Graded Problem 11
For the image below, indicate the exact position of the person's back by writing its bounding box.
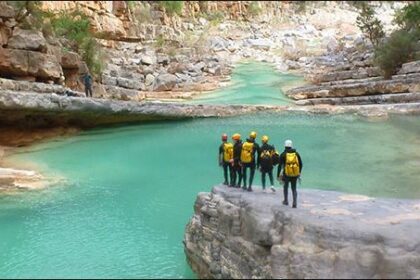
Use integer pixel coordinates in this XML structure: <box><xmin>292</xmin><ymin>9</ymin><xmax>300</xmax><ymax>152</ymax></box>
<box><xmin>277</xmin><ymin>140</ymin><xmax>302</xmax><ymax>208</ymax></box>
<box><xmin>240</xmin><ymin>131</ymin><xmax>259</xmax><ymax>192</ymax></box>
<box><xmin>219</xmin><ymin>134</ymin><xmax>234</xmax><ymax>186</ymax></box>
<box><xmin>83</xmin><ymin>73</ymin><xmax>93</xmax><ymax>97</ymax></box>
<box><xmin>259</xmin><ymin>136</ymin><xmax>276</xmax><ymax>193</ymax></box>
<box><xmin>232</xmin><ymin>134</ymin><xmax>243</xmax><ymax>188</ymax></box>
<box><xmin>259</xmin><ymin>142</ymin><xmax>274</xmax><ymax>170</ymax></box>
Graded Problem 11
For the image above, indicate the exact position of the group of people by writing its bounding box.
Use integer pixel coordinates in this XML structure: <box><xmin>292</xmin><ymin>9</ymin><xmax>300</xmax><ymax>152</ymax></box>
<box><xmin>218</xmin><ymin>132</ymin><xmax>303</xmax><ymax>208</ymax></box>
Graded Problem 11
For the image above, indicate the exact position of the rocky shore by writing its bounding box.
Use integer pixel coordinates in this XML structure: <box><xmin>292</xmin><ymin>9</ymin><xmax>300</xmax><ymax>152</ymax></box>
<box><xmin>184</xmin><ymin>185</ymin><xmax>420</xmax><ymax>279</ymax></box>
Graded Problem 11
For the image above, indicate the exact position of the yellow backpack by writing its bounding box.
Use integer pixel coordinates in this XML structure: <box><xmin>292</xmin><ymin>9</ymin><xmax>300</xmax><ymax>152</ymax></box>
<box><xmin>223</xmin><ymin>143</ymin><xmax>234</xmax><ymax>162</ymax></box>
<box><xmin>260</xmin><ymin>150</ymin><xmax>272</xmax><ymax>161</ymax></box>
<box><xmin>241</xmin><ymin>142</ymin><xmax>254</xmax><ymax>163</ymax></box>
<box><xmin>285</xmin><ymin>152</ymin><xmax>300</xmax><ymax>177</ymax></box>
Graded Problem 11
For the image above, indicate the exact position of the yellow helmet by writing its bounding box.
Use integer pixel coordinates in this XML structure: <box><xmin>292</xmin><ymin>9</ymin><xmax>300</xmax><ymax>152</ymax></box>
<box><xmin>232</xmin><ymin>133</ymin><xmax>241</xmax><ymax>141</ymax></box>
<box><xmin>262</xmin><ymin>135</ymin><xmax>269</xmax><ymax>143</ymax></box>
<box><xmin>249</xmin><ymin>131</ymin><xmax>257</xmax><ymax>139</ymax></box>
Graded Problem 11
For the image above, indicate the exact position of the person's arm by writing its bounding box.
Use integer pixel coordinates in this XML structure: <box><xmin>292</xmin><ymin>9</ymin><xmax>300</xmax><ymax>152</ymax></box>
<box><xmin>219</xmin><ymin>145</ymin><xmax>223</xmax><ymax>166</ymax></box>
<box><xmin>256</xmin><ymin>144</ymin><xmax>260</xmax><ymax>168</ymax></box>
<box><xmin>277</xmin><ymin>152</ymin><xmax>285</xmax><ymax>178</ymax></box>
<box><xmin>297</xmin><ymin>152</ymin><xmax>303</xmax><ymax>174</ymax></box>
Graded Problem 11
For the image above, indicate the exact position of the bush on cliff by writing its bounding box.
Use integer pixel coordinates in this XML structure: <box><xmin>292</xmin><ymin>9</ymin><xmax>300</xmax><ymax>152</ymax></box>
<box><xmin>49</xmin><ymin>11</ymin><xmax>104</xmax><ymax>78</ymax></box>
<box><xmin>159</xmin><ymin>1</ymin><xmax>184</xmax><ymax>16</ymax></box>
<box><xmin>374</xmin><ymin>29</ymin><xmax>419</xmax><ymax>79</ymax></box>
<box><xmin>356</xmin><ymin>2</ymin><xmax>385</xmax><ymax>47</ymax></box>
<box><xmin>394</xmin><ymin>2</ymin><xmax>420</xmax><ymax>32</ymax></box>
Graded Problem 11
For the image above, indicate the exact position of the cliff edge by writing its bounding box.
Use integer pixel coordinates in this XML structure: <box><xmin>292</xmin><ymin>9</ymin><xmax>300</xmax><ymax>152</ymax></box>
<box><xmin>184</xmin><ymin>185</ymin><xmax>420</xmax><ymax>279</ymax></box>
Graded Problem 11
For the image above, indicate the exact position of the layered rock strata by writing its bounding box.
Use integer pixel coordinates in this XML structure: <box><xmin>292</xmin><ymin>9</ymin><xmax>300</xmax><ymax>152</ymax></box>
<box><xmin>184</xmin><ymin>185</ymin><xmax>420</xmax><ymax>279</ymax></box>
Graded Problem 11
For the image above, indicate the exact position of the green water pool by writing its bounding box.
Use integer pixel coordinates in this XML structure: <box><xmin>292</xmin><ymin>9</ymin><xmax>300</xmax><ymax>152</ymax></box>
<box><xmin>188</xmin><ymin>61</ymin><xmax>304</xmax><ymax>105</ymax></box>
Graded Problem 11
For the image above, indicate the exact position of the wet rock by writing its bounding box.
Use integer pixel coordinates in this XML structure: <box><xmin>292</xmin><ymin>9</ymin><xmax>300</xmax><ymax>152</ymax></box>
<box><xmin>8</xmin><ymin>28</ymin><xmax>47</xmax><ymax>52</ymax></box>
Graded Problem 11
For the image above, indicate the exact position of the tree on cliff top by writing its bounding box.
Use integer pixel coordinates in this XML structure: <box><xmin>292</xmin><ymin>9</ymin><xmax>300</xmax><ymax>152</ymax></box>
<box><xmin>356</xmin><ymin>2</ymin><xmax>385</xmax><ymax>47</ymax></box>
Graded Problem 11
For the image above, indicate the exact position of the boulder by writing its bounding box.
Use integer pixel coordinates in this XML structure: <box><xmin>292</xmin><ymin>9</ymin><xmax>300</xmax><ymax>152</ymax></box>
<box><xmin>0</xmin><ymin>24</ymin><xmax>11</xmax><ymax>47</ymax></box>
<box><xmin>152</xmin><ymin>73</ymin><xmax>177</xmax><ymax>91</ymax></box>
<box><xmin>0</xmin><ymin>48</ymin><xmax>61</xmax><ymax>79</ymax></box>
<box><xmin>116</xmin><ymin>77</ymin><xmax>144</xmax><ymax>90</ymax></box>
<box><xmin>145</xmin><ymin>74</ymin><xmax>155</xmax><ymax>86</ymax></box>
<box><xmin>245</xmin><ymin>38</ymin><xmax>273</xmax><ymax>51</ymax></box>
<box><xmin>61</xmin><ymin>51</ymin><xmax>81</xmax><ymax>69</ymax></box>
<box><xmin>209</xmin><ymin>36</ymin><xmax>229</xmax><ymax>52</ymax></box>
<box><xmin>0</xmin><ymin>2</ymin><xmax>15</xmax><ymax>18</ymax></box>
<box><xmin>141</xmin><ymin>54</ymin><xmax>156</xmax><ymax>66</ymax></box>
<box><xmin>398</xmin><ymin>61</ymin><xmax>420</xmax><ymax>75</ymax></box>
<box><xmin>28</xmin><ymin>51</ymin><xmax>62</xmax><ymax>79</ymax></box>
<box><xmin>7</xmin><ymin>28</ymin><xmax>47</xmax><ymax>52</ymax></box>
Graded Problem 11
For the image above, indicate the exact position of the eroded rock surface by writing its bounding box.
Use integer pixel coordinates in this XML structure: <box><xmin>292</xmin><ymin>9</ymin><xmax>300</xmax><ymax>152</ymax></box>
<box><xmin>184</xmin><ymin>185</ymin><xmax>420</xmax><ymax>279</ymax></box>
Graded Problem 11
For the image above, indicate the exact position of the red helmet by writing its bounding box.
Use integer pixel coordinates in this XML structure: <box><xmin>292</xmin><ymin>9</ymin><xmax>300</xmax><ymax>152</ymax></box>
<box><xmin>222</xmin><ymin>134</ymin><xmax>228</xmax><ymax>141</ymax></box>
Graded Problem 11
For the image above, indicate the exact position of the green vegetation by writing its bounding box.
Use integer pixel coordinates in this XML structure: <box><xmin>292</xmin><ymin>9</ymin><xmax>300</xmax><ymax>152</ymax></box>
<box><xmin>356</xmin><ymin>2</ymin><xmax>385</xmax><ymax>47</ymax></box>
<box><xmin>49</xmin><ymin>11</ymin><xmax>104</xmax><ymax>78</ymax></box>
<box><xmin>394</xmin><ymin>2</ymin><xmax>420</xmax><ymax>31</ymax></box>
<box><xmin>127</xmin><ymin>1</ymin><xmax>153</xmax><ymax>24</ymax></box>
<box><xmin>369</xmin><ymin>2</ymin><xmax>420</xmax><ymax>79</ymax></box>
<box><xmin>247</xmin><ymin>2</ymin><xmax>262</xmax><ymax>17</ymax></box>
<box><xmin>6</xmin><ymin>1</ymin><xmax>46</xmax><ymax>30</ymax></box>
<box><xmin>374</xmin><ymin>30</ymin><xmax>419</xmax><ymax>79</ymax></box>
<box><xmin>158</xmin><ymin>1</ymin><xmax>184</xmax><ymax>16</ymax></box>
<box><xmin>292</xmin><ymin>1</ymin><xmax>307</xmax><ymax>14</ymax></box>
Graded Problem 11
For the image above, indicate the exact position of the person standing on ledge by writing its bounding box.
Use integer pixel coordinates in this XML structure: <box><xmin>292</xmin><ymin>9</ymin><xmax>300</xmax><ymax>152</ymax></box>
<box><xmin>82</xmin><ymin>72</ymin><xmax>93</xmax><ymax>98</ymax></box>
<box><xmin>232</xmin><ymin>133</ymin><xmax>243</xmax><ymax>188</ymax></box>
<box><xmin>258</xmin><ymin>135</ymin><xmax>276</xmax><ymax>193</ymax></box>
<box><xmin>240</xmin><ymin>131</ymin><xmax>259</xmax><ymax>192</ymax></box>
<box><xmin>219</xmin><ymin>134</ymin><xmax>234</xmax><ymax>187</ymax></box>
<box><xmin>277</xmin><ymin>140</ymin><xmax>303</xmax><ymax>208</ymax></box>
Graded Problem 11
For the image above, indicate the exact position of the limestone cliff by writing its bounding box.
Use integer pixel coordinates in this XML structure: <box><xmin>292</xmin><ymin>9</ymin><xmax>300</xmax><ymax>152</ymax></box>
<box><xmin>184</xmin><ymin>185</ymin><xmax>420</xmax><ymax>279</ymax></box>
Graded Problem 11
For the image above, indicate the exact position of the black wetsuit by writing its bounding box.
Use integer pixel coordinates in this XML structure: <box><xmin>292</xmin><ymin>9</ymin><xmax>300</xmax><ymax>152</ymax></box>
<box><xmin>219</xmin><ymin>142</ymin><xmax>234</xmax><ymax>186</ymax></box>
<box><xmin>232</xmin><ymin>140</ymin><xmax>243</xmax><ymax>187</ymax></box>
<box><xmin>258</xmin><ymin>143</ymin><xmax>275</xmax><ymax>189</ymax></box>
<box><xmin>277</xmin><ymin>148</ymin><xmax>303</xmax><ymax>207</ymax></box>
<box><xmin>241</xmin><ymin>138</ymin><xmax>260</xmax><ymax>191</ymax></box>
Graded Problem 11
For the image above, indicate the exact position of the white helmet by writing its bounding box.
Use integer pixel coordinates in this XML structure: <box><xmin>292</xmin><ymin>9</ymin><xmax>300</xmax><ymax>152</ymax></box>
<box><xmin>285</xmin><ymin>140</ymin><xmax>293</xmax><ymax>148</ymax></box>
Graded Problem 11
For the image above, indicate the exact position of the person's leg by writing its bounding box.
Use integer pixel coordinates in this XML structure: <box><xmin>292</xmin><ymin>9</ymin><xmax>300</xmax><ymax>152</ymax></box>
<box><xmin>89</xmin><ymin>87</ymin><xmax>93</xmax><ymax>97</ymax></box>
<box><xmin>85</xmin><ymin>86</ymin><xmax>88</xmax><ymax>97</ymax></box>
<box><xmin>223</xmin><ymin>163</ymin><xmax>229</xmax><ymax>185</ymax></box>
<box><xmin>231</xmin><ymin>164</ymin><xmax>237</xmax><ymax>187</ymax></box>
<box><xmin>291</xmin><ymin>177</ymin><xmax>298</xmax><ymax>208</ymax></box>
<box><xmin>228</xmin><ymin>164</ymin><xmax>234</xmax><ymax>186</ymax></box>
<box><xmin>268</xmin><ymin>169</ymin><xmax>274</xmax><ymax>186</ymax></box>
<box><xmin>283</xmin><ymin>177</ymin><xmax>290</xmax><ymax>205</ymax></box>
<box><xmin>261</xmin><ymin>171</ymin><xmax>266</xmax><ymax>189</ymax></box>
<box><xmin>242</xmin><ymin>165</ymin><xmax>247</xmax><ymax>189</ymax></box>
<box><xmin>237</xmin><ymin>165</ymin><xmax>243</xmax><ymax>188</ymax></box>
<box><xmin>248</xmin><ymin>164</ymin><xmax>255</xmax><ymax>191</ymax></box>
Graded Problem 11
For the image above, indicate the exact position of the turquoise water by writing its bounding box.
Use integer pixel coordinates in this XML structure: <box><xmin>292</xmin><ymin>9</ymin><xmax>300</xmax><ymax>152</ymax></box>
<box><xmin>2</xmin><ymin>113</ymin><xmax>420</xmax><ymax>278</ymax></box>
<box><xmin>188</xmin><ymin>61</ymin><xmax>304</xmax><ymax>105</ymax></box>
<box><xmin>1</xmin><ymin>62</ymin><xmax>419</xmax><ymax>278</ymax></box>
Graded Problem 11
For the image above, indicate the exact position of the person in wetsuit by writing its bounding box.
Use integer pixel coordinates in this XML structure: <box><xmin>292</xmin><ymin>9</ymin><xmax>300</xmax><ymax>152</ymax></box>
<box><xmin>277</xmin><ymin>140</ymin><xmax>303</xmax><ymax>208</ymax></box>
<box><xmin>240</xmin><ymin>131</ymin><xmax>260</xmax><ymax>192</ymax></box>
<box><xmin>258</xmin><ymin>135</ymin><xmax>276</xmax><ymax>193</ymax></box>
<box><xmin>218</xmin><ymin>134</ymin><xmax>234</xmax><ymax>186</ymax></box>
<box><xmin>231</xmin><ymin>133</ymin><xmax>242</xmax><ymax>188</ymax></box>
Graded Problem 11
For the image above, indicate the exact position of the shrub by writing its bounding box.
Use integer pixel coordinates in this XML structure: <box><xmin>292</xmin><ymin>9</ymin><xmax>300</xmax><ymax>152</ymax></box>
<box><xmin>159</xmin><ymin>1</ymin><xmax>184</xmax><ymax>16</ymax></box>
<box><xmin>394</xmin><ymin>2</ymin><xmax>420</xmax><ymax>32</ymax></box>
<box><xmin>356</xmin><ymin>2</ymin><xmax>385</xmax><ymax>47</ymax></box>
<box><xmin>50</xmin><ymin>11</ymin><xmax>104</xmax><ymax>78</ymax></box>
<box><xmin>131</xmin><ymin>2</ymin><xmax>153</xmax><ymax>24</ymax></box>
<box><xmin>374</xmin><ymin>29</ymin><xmax>419</xmax><ymax>79</ymax></box>
<box><xmin>247</xmin><ymin>2</ymin><xmax>262</xmax><ymax>17</ymax></box>
<box><xmin>7</xmin><ymin>1</ymin><xmax>47</xmax><ymax>30</ymax></box>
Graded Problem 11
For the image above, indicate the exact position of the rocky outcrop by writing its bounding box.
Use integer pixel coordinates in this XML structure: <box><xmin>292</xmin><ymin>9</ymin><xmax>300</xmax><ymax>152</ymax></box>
<box><xmin>184</xmin><ymin>185</ymin><xmax>420</xmax><ymax>279</ymax></box>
